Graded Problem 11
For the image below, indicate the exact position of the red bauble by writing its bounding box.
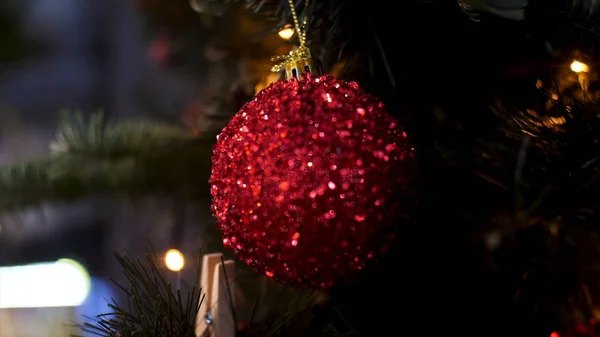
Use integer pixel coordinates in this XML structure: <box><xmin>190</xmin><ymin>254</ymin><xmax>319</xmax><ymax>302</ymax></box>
<box><xmin>210</xmin><ymin>73</ymin><xmax>414</xmax><ymax>288</ymax></box>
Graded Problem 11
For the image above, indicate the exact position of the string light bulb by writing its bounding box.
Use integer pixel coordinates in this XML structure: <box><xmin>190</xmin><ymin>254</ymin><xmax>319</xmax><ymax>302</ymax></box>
<box><xmin>570</xmin><ymin>60</ymin><xmax>591</xmax><ymax>91</ymax></box>
<box><xmin>571</xmin><ymin>60</ymin><xmax>589</xmax><ymax>73</ymax></box>
<box><xmin>278</xmin><ymin>25</ymin><xmax>295</xmax><ymax>40</ymax></box>
<box><xmin>165</xmin><ymin>249</ymin><xmax>185</xmax><ymax>272</ymax></box>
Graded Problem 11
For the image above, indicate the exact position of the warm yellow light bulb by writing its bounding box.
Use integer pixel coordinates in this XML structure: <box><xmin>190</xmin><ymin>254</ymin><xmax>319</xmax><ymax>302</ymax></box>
<box><xmin>278</xmin><ymin>27</ymin><xmax>295</xmax><ymax>40</ymax></box>
<box><xmin>165</xmin><ymin>249</ymin><xmax>185</xmax><ymax>272</ymax></box>
<box><xmin>571</xmin><ymin>60</ymin><xmax>589</xmax><ymax>73</ymax></box>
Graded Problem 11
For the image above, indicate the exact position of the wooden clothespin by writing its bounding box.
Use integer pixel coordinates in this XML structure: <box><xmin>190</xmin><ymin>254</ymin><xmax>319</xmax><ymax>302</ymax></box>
<box><xmin>195</xmin><ymin>253</ymin><xmax>236</xmax><ymax>337</ymax></box>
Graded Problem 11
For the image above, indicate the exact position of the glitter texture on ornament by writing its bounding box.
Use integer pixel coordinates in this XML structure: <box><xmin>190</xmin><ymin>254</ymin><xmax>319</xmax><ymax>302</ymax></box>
<box><xmin>210</xmin><ymin>73</ymin><xmax>415</xmax><ymax>288</ymax></box>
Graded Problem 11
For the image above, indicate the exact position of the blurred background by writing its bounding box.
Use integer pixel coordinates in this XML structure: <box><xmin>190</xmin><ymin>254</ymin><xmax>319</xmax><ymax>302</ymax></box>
<box><xmin>0</xmin><ymin>1</ymin><xmax>290</xmax><ymax>335</ymax></box>
<box><xmin>6</xmin><ymin>1</ymin><xmax>596</xmax><ymax>336</ymax></box>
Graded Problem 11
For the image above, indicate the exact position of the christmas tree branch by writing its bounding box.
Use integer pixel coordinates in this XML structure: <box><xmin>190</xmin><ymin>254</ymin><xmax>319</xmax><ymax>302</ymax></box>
<box><xmin>76</xmin><ymin>245</ymin><xmax>355</xmax><ymax>337</ymax></box>
<box><xmin>75</xmin><ymin>246</ymin><xmax>203</xmax><ymax>337</ymax></box>
<box><xmin>50</xmin><ymin>111</ymin><xmax>196</xmax><ymax>157</ymax></box>
<box><xmin>225</xmin><ymin>0</ymin><xmax>402</xmax><ymax>82</ymax></box>
<box><xmin>0</xmin><ymin>112</ymin><xmax>215</xmax><ymax>212</ymax></box>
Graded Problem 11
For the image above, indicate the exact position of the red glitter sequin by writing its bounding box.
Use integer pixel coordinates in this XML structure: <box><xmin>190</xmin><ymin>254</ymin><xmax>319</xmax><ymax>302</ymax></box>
<box><xmin>210</xmin><ymin>74</ymin><xmax>415</xmax><ymax>288</ymax></box>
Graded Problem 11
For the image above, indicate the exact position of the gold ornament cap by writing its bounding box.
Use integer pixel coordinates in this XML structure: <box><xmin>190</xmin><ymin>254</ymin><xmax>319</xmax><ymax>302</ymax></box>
<box><xmin>271</xmin><ymin>46</ymin><xmax>323</xmax><ymax>80</ymax></box>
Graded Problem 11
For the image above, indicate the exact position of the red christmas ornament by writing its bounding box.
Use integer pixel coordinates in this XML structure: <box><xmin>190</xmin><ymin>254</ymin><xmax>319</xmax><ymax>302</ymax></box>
<box><xmin>210</xmin><ymin>72</ymin><xmax>414</xmax><ymax>288</ymax></box>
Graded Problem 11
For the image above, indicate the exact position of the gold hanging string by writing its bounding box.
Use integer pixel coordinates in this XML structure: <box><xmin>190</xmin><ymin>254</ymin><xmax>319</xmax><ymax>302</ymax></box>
<box><xmin>271</xmin><ymin>0</ymin><xmax>311</xmax><ymax>73</ymax></box>
<box><xmin>288</xmin><ymin>0</ymin><xmax>308</xmax><ymax>48</ymax></box>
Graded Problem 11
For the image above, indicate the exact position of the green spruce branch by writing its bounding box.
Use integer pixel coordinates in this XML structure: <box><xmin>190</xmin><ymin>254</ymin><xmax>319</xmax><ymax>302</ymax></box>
<box><xmin>75</xmin><ymin>246</ymin><xmax>203</xmax><ymax>337</ymax></box>
<box><xmin>0</xmin><ymin>112</ymin><xmax>216</xmax><ymax>212</ymax></box>
<box><xmin>76</xmin><ymin>246</ymin><xmax>354</xmax><ymax>337</ymax></box>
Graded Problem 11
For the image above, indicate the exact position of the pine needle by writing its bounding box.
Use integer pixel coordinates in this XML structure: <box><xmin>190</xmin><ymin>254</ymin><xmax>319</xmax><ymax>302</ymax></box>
<box><xmin>73</xmin><ymin>247</ymin><xmax>203</xmax><ymax>337</ymax></box>
<box><xmin>0</xmin><ymin>111</ymin><xmax>215</xmax><ymax>211</ymax></box>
